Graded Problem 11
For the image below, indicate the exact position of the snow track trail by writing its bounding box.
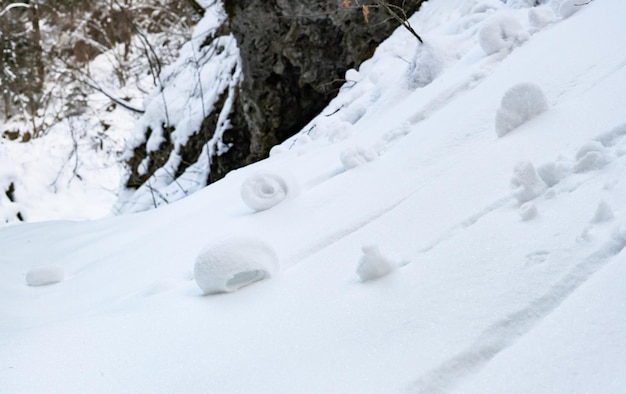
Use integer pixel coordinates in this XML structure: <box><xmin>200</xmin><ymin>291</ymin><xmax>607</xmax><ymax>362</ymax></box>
<box><xmin>283</xmin><ymin>187</ymin><xmax>417</xmax><ymax>268</ymax></box>
<box><xmin>418</xmin><ymin>196</ymin><xmax>513</xmax><ymax>254</ymax></box>
<box><xmin>407</xmin><ymin>233</ymin><xmax>626</xmax><ymax>394</ymax></box>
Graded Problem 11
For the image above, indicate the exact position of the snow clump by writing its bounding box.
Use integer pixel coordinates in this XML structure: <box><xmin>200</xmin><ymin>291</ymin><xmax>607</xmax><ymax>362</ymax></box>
<box><xmin>559</xmin><ymin>0</ymin><xmax>582</xmax><ymax>18</ymax></box>
<box><xmin>528</xmin><ymin>6</ymin><xmax>555</xmax><ymax>32</ymax></box>
<box><xmin>495</xmin><ymin>82</ymin><xmax>548</xmax><ymax>137</ymax></box>
<box><xmin>269</xmin><ymin>145</ymin><xmax>286</xmax><ymax>157</ymax></box>
<box><xmin>240</xmin><ymin>172</ymin><xmax>299</xmax><ymax>211</ymax></box>
<box><xmin>503</xmin><ymin>0</ymin><xmax>538</xmax><ymax>8</ymax></box>
<box><xmin>574</xmin><ymin>141</ymin><xmax>609</xmax><ymax>173</ymax></box>
<box><xmin>470</xmin><ymin>1</ymin><xmax>501</xmax><ymax>14</ymax></box>
<box><xmin>26</xmin><ymin>265</ymin><xmax>65</xmax><ymax>286</ymax></box>
<box><xmin>327</xmin><ymin>121</ymin><xmax>355</xmax><ymax>143</ymax></box>
<box><xmin>479</xmin><ymin>15</ymin><xmax>528</xmax><ymax>56</ymax></box>
<box><xmin>313</xmin><ymin>117</ymin><xmax>354</xmax><ymax>143</ymax></box>
<box><xmin>194</xmin><ymin>237</ymin><xmax>279</xmax><ymax>294</ymax></box>
<box><xmin>340</xmin><ymin>146</ymin><xmax>378</xmax><ymax>170</ymax></box>
<box><xmin>356</xmin><ymin>245</ymin><xmax>397</xmax><ymax>282</ymax></box>
<box><xmin>511</xmin><ymin>161</ymin><xmax>547</xmax><ymax>204</ymax></box>
<box><xmin>592</xmin><ymin>201</ymin><xmax>614</xmax><ymax>223</ymax></box>
<box><xmin>405</xmin><ymin>43</ymin><xmax>444</xmax><ymax>90</ymax></box>
<box><xmin>519</xmin><ymin>202</ymin><xmax>538</xmax><ymax>221</ymax></box>
<box><xmin>536</xmin><ymin>161</ymin><xmax>568</xmax><ymax>187</ymax></box>
<box><xmin>596</xmin><ymin>123</ymin><xmax>626</xmax><ymax>147</ymax></box>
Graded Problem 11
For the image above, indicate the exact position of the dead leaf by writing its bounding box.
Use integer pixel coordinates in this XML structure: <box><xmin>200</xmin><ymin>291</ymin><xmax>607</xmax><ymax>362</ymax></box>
<box><xmin>362</xmin><ymin>5</ymin><xmax>370</xmax><ymax>23</ymax></box>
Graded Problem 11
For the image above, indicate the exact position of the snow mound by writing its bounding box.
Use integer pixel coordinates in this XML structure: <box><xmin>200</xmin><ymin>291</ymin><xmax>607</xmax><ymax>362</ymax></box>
<box><xmin>240</xmin><ymin>172</ymin><xmax>299</xmax><ymax>211</ymax></box>
<box><xmin>340</xmin><ymin>146</ymin><xmax>378</xmax><ymax>170</ymax></box>
<box><xmin>479</xmin><ymin>15</ymin><xmax>528</xmax><ymax>56</ymax></box>
<box><xmin>25</xmin><ymin>265</ymin><xmax>65</xmax><ymax>287</ymax></box>
<box><xmin>194</xmin><ymin>237</ymin><xmax>279</xmax><ymax>295</ymax></box>
<box><xmin>356</xmin><ymin>245</ymin><xmax>397</xmax><ymax>282</ymax></box>
<box><xmin>510</xmin><ymin>161</ymin><xmax>547</xmax><ymax>204</ymax></box>
<box><xmin>495</xmin><ymin>82</ymin><xmax>548</xmax><ymax>137</ymax></box>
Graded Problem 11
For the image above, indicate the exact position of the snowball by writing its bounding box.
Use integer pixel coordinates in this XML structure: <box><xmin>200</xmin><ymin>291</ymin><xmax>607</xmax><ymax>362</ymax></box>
<box><xmin>511</xmin><ymin>161</ymin><xmax>547</xmax><ymax>204</ymax></box>
<box><xmin>479</xmin><ymin>16</ymin><xmax>528</xmax><ymax>56</ymax></box>
<box><xmin>559</xmin><ymin>0</ymin><xmax>581</xmax><ymax>18</ymax></box>
<box><xmin>240</xmin><ymin>172</ymin><xmax>299</xmax><ymax>211</ymax></box>
<box><xmin>592</xmin><ymin>201</ymin><xmax>614</xmax><ymax>223</ymax></box>
<box><xmin>519</xmin><ymin>202</ymin><xmax>538</xmax><ymax>221</ymax></box>
<box><xmin>405</xmin><ymin>43</ymin><xmax>444</xmax><ymax>90</ymax></box>
<box><xmin>194</xmin><ymin>237</ymin><xmax>279</xmax><ymax>294</ymax></box>
<box><xmin>26</xmin><ymin>265</ymin><xmax>64</xmax><ymax>286</ymax></box>
<box><xmin>340</xmin><ymin>146</ymin><xmax>378</xmax><ymax>170</ymax></box>
<box><xmin>495</xmin><ymin>83</ymin><xmax>548</xmax><ymax>137</ymax></box>
<box><xmin>345</xmin><ymin>68</ymin><xmax>360</xmax><ymax>82</ymax></box>
<box><xmin>356</xmin><ymin>245</ymin><xmax>397</xmax><ymax>282</ymax></box>
<box><xmin>574</xmin><ymin>142</ymin><xmax>608</xmax><ymax>173</ymax></box>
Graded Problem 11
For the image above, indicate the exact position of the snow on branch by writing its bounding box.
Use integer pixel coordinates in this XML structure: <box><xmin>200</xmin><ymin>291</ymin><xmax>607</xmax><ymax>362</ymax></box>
<box><xmin>0</xmin><ymin>3</ymin><xmax>30</xmax><ymax>18</ymax></box>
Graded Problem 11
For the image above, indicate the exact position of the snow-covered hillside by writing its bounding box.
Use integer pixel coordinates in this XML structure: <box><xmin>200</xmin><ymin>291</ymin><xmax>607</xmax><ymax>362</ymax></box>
<box><xmin>2</xmin><ymin>0</ymin><xmax>626</xmax><ymax>392</ymax></box>
<box><xmin>0</xmin><ymin>1</ymin><xmax>198</xmax><ymax>224</ymax></box>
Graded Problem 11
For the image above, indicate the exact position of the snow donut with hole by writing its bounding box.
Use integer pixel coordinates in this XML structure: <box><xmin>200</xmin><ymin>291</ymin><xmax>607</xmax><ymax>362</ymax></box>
<box><xmin>240</xmin><ymin>172</ymin><xmax>299</xmax><ymax>211</ymax></box>
<box><xmin>194</xmin><ymin>236</ymin><xmax>279</xmax><ymax>294</ymax></box>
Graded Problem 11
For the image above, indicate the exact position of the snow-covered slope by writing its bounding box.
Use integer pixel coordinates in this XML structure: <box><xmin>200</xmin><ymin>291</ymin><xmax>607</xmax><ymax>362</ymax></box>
<box><xmin>2</xmin><ymin>0</ymin><xmax>626</xmax><ymax>392</ymax></box>
<box><xmin>0</xmin><ymin>2</ymin><xmax>197</xmax><ymax>224</ymax></box>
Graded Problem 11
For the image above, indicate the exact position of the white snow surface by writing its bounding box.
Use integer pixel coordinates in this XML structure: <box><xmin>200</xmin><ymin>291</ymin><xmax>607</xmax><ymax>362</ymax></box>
<box><xmin>2</xmin><ymin>0</ymin><xmax>626</xmax><ymax>393</ymax></box>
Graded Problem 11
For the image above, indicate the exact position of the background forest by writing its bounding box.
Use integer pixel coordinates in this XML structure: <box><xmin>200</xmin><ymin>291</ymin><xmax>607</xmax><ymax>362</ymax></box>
<box><xmin>0</xmin><ymin>0</ymin><xmax>206</xmax><ymax>222</ymax></box>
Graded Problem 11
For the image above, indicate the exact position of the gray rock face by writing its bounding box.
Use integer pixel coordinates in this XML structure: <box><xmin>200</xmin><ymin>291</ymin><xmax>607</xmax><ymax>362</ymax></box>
<box><xmin>212</xmin><ymin>0</ymin><xmax>423</xmax><ymax>181</ymax></box>
<box><xmin>125</xmin><ymin>0</ymin><xmax>424</xmax><ymax>188</ymax></box>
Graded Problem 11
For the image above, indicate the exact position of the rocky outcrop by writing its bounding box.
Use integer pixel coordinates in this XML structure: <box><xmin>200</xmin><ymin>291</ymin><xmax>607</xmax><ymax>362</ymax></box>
<box><xmin>123</xmin><ymin>0</ymin><xmax>424</xmax><ymax>196</ymax></box>
<box><xmin>212</xmin><ymin>0</ymin><xmax>424</xmax><ymax>180</ymax></box>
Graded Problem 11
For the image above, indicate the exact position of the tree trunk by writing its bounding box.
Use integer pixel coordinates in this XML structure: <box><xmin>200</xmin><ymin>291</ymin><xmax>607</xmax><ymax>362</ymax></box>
<box><xmin>27</xmin><ymin>0</ymin><xmax>45</xmax><ymax>92</ymax></box>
